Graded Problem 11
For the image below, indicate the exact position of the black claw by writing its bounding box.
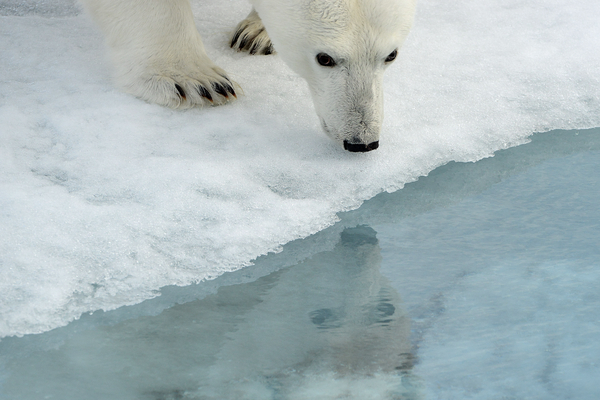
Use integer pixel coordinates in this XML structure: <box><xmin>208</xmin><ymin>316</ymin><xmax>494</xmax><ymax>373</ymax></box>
<box><xmin>175</xmin><ymin>84</ymin><xmax>186</xmax><ymax>99</ymax></box>
<box><xmin>212</xmin><ymin>82</ymin><xmax>228</xmax><ymax>98</ymax></box>
<box><xmin>230</xmin><ymin>28</ymin><xmax>243</xmax><ymax>48</ymax></box>
<box><xmin>238</xmin><ymin>34</ymin><xmax>250</xmax><ymax>50</ymax></box>
<box><xmin>249</xmin><ymin>42</ymin><xmax>259</xmax><ymax>55</ymax></box>
<box><xmin>197</xmin><ymin>85</ymin><xmax>213</xmax><ymax>102</ymax></box>
<box><xmin>223</xmin><ymin>82</ymin><xmax>236</xmax><ymax>98</ymax></box>
<box><xmin>263</xmin><ymin>45</ymin><xmax>273</xmax><ymax>55</ymax></box>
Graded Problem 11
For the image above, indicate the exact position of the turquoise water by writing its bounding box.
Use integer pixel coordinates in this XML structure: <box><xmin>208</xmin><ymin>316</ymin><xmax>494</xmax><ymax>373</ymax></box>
<box><xmin>1</xmin><ymin>128</ymin><xmax>599</xmax><ymax>399</ymax></box>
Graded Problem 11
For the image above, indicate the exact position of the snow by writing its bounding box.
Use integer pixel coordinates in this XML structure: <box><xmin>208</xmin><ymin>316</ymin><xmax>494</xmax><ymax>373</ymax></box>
<box><xmin>1</xmin><ymin>0</ymin><xmax>599</xmax><ymax>338</ymax></box>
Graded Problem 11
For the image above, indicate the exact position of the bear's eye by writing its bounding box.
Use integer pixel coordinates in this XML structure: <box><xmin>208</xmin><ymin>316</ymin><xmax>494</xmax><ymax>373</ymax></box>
<box><xmin>316</xmin><ymin>53</ymin><xmax>336</xmax><ymax>67</ymax></box>
<box><xmin>385</xmin><ymin>49</ymin><xmax>398</xmax><ymax>63</ymax></box>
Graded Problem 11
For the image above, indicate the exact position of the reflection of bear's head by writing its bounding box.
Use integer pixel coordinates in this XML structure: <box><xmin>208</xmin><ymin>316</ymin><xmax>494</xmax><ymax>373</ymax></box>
<box><xmin>202</xmin><ymin>224</ymin><xmax>418</xmax><ymax>397</ymax></box>
<box><xmin>254</xmin><ymin>0</ymin><xmax>417</xmax><ymax>152</ymax></box>
<box><xmin>311</xmin><ymin>225</ymin><xmax>414</xmax><ymax>376</ymax></box>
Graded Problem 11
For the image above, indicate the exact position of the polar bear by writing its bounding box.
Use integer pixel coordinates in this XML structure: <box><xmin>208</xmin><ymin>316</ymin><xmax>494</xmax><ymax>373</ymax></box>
<box><xmin>81</xmin><ymin>0</ymin><xmax>416</xmax><ymax>152</ymax></box>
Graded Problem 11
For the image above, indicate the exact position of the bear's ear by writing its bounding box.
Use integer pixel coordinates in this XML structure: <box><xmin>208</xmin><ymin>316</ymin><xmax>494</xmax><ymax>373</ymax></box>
<box><xmin>316</xmin><ymin>53</ymin><xmax>337</xmax><ymax>67</ymax></box>
<box><xmin>385</xmin><ymin>49</ymin><xmax>398</xmax><ymax>63</ymax></box>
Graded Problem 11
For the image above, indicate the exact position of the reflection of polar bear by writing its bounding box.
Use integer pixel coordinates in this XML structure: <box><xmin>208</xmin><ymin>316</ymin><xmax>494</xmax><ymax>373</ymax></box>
<box><xmin>0</xmin><ymin>225</ymin><xmax>421</xmax><ymax>399</ymax></box>
<box><xmin>80</xmin><ymin>0</ymin><xmax>416</xmax><ymax>152</ymax></box>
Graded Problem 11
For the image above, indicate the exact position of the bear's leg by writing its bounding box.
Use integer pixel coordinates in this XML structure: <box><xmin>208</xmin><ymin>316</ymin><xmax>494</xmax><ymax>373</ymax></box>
<box><xmin>230</xmin><ymin>9</ymin><xmax>274</xmax><ymax>55</ymax></box>
<box><xmin>81</xmin><ymin>0</ymin><xmax>236</xmax><ymax>108</ymax></box>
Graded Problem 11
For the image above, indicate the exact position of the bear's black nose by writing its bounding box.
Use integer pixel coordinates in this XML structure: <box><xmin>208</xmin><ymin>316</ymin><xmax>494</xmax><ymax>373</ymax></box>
<box><xmin>343</xmin><ymin>140</ymin><xmax>379</xmax><ymax>152</ymax></box>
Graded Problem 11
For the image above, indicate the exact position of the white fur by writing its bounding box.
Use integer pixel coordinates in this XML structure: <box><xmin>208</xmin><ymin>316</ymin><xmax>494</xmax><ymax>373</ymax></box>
<box><xmin>81</xmin><ymin>0</ymin><xmax>416</xmax><ymax>150</ymax></box>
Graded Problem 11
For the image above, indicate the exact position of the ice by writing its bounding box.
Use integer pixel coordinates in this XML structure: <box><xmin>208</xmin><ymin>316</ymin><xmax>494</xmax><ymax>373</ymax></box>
<box><xmin>0</xmin><ymin>128</ymin><xmax>598</xmax><ymax>399</ymax></box>
<box><xmin>1</xmin><ymin>0</ymin><xmax>600</xmax><ymax>338</ymax></box>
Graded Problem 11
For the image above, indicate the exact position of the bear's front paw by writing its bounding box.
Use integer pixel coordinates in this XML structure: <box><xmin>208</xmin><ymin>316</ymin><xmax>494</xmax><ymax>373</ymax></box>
<box><xmin>230</xmin><ymin>10</ymin><xmax>275</xmax><ymax>55</ymax></box>
<box><xmin>127</xmin><ymin>66</ymin><xmax>237</xmax><ymax>109</ymax></box>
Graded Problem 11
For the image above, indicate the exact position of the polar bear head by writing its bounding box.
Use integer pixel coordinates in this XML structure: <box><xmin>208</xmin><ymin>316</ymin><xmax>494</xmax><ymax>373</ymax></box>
<box><xmin>252</xmin><ymin>0</ymin><xmax>416</xmax><ymax>152</ymax></box>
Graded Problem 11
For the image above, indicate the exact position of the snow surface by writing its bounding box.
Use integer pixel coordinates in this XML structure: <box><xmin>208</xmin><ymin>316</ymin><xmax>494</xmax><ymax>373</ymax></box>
<box><xmin>1</xmin><ymin>0</ymin><xmax>599</xmax><ymax>338</ymax></box>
